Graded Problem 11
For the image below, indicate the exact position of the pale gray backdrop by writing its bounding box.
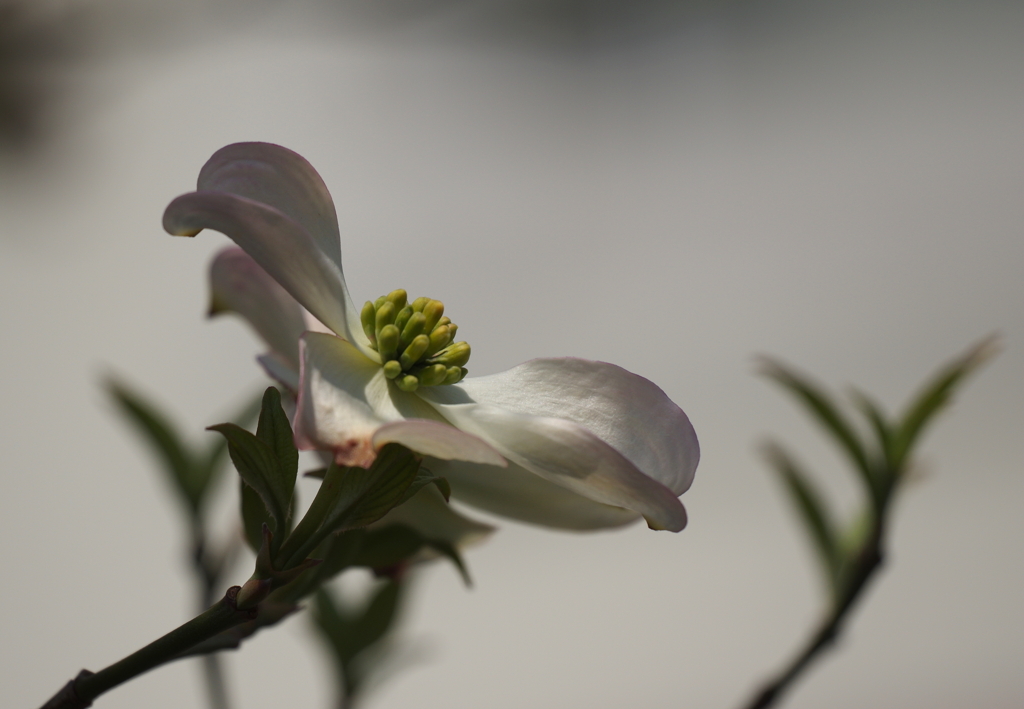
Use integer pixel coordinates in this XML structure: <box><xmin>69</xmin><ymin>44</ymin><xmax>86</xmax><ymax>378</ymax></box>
<box><xmin>2</xmin><ymin>1</ymin><xmax>1022</xmax><ymax>708</ymax></box>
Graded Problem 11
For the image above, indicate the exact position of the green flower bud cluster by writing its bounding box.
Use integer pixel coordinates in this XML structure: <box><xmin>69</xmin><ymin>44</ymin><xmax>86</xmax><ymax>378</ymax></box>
<box><xmin>360</xmin><ymin>289</ymin><xmax>470</xmax><ymax>392</ymax></box>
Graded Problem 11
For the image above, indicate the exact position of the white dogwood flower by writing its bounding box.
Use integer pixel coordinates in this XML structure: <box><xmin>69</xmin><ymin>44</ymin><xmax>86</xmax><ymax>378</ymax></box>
<box><xmin>165</xmin><ymin>143</ymin><xmax>698</xmax><ymax>531</ymax></box>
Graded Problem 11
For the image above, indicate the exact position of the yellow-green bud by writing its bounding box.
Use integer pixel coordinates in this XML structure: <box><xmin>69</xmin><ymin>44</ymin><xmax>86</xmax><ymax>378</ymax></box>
<box><xmin>368</xmin><ymin>290</ymin><xmax>471</xmax><ymax>388</ymax></box>
<box><xmin>430</xmin><ymin>341</ymin><xmax>471</xmax><ymax>368</ymax></box>
<box><xmin>423</xmin><ymin>299</ymin><xmax>445</xmax><ymax>333</ymax></box>
<box><xmin>426</xmin><ymin>325</ymin><xmax>452</xmax><ymax>357</ymax></box>
<box><xmin>394</xmin><ymin>305</ymin><xmax>413</xmax><ymax>333</ymax></box>
<box><xmin>400</xmin><ymin>334</ymin><xmax>430</xmax><ymax>370</ymax></box>
<box><xmin>396</xmin><ymin>374</ymin><xmax>419</xmax><ymax>392</ymax></box>
<box><xmin>386</xmin><ymin>289</ymin><xmax>408</xmax><ymax>311</ymax></box>
<box><xmin>418</xmin><ymin>363</ymin><xmax>448</xmax><ymax>386</ymax></box>
<box><xmin>400</xmin><ymin>311</ymin><xmax>426</xmax><ymax>349</ymax></box>
<box><xmin>378</xmin><ymin>324</ymin><xmax>400</xmax><ymax>362</ymax></box>
<box><xmin>361</xmin><ymin>301</ymin><xmax>378</xmax><ymax>346</ymax></box>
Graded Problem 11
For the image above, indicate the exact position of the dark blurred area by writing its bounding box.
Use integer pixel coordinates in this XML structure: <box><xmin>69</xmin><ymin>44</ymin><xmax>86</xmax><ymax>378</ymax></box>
<box><xmin>0</xmin><ymin>2</ymin><xmax>86</xmax><ymax>153</ymax></box>
<box><xmin>0</xmin><ymin>0</ymin><xmax>746</xmax><ymax>157</ymax></box>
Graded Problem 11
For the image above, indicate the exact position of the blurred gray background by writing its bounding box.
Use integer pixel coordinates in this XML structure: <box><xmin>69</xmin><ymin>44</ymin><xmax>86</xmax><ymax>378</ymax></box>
<box><xmin>2</xmin><ymin>1</ymin><xmax>1022</xmax><ymax>707</ymax></box>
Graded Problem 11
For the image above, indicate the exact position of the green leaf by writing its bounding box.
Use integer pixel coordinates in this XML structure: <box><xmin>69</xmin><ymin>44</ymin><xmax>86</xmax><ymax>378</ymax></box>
<box><xmin>197</xmin><ymin>391</ymin><xmax>264</xmax><ymax>496</ymax></box>
<box><xmin>891</xmin><ymin>336</ymin><xmax>998</xmax><ymax>470</ymax></box>
<box><xmin>106</xmin><ymin>378</ymin><xmax>202</xmax><ymax>514</ymax></box>
<box><xmin>760</xmin><ymin>358</ymin><xmax>879</xmax><ymax>505</ymax></box>
<box><xmin>207</xmin><ymin>423</ymin><xmax>288</xmax><ymax>533</ymax></box>
<box><xmin>240</xmin><ymin>479</ymin><xmax>273</xmax><ymax>553</ymax></box>
<box><xmin>763</xmin><ymin>441</ymin><xmax>841</xmax><ymax>590</ymax></box>
<box><xmin>324</xmin><ymin>444</ymin><xmax>421</xmax><ymax>530</ymax></box>
<box><xmin>398</xmin><ymin>468</ymin><xmax>451</xmax><ymax>506</ymax></box>
<box><xmin>311</xmin><ymin>581</ymin><xmax>404</xmax><ymax>701</ymax></box>
<box><xmin>254</xmin><ymin>387</ymin><xmax>298</xmax><ymax>529</ymax></box>
<box><xmin>278</xmin><ymin>445</ymin><xmax>422</xmax><ymax>569</ymax></box>
<box><xmin>354</xmin><ymin>526</ymin><xmax>423</xmax><ymax>570</ymax></box>
<box><xmin>354</xmin><ymin>525</ymin><xmax>472</xmax><ymax>586</ymax></box>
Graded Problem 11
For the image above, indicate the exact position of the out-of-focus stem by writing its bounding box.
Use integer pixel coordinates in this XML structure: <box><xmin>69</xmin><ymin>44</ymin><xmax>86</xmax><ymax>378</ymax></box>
<box><xmin>739</xmin><ymin>517</ymin><xmax>889</xmax><ymax>709</ymax></box>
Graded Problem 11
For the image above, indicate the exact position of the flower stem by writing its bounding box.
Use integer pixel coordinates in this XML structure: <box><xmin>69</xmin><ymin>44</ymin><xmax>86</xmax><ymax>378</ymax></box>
<box><xmin>738</xmin><ymin>523</ymin><xmax>887</xmax><ymax>709</ymax></box>
<box><xmin>39</xmin><ymin>587</ymin><xmax>254</xmax><ymax>709</ymax></box>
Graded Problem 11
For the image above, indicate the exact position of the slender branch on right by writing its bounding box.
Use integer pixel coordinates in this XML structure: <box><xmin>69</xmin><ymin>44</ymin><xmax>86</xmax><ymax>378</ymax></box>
<box><xmin>741</xmin><ymin>337</ymin><xmax>996</xmax><ymax>709</ymax></box>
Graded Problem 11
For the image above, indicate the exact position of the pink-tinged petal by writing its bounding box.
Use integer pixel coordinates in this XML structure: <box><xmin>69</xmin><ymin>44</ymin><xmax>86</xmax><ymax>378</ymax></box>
<box><xmin>417</xmin><ymin>396</ymin><xmax>687</xmax><ymax>531</ymax></box>
<box><xmin>295</xmin><ymin>332</ymin><xmax>503</xmax><ymax>468</ymax></box>
<box><xmin>197</xmin><ymin>143</ymin><xmax>343</xmax><ymax>272</ymax></box>
<box><xmin>372</xmin><ymin>420</ymin><xmax>506</xmax><ymax>467</ymax></box>
<box><xmin>424</xmin><ymin>457</ymin><xmax>641</xmax><ymax>531</ymax></box>
<box><xmin>209</xmin><ymin>247</ymin><xmax>306</xmax><ymax>371</ymax></box>
<box><xmin>165</xmin><ymin>190</ymin><xmax>361</xmax><ymax>346</ymax></box>
<box><xmin>294</xmin><ymin>332</ymin><xmax>387</xmax><ymax>467</ymax></box>
<box><xmin>429</xmin><ymin>358</ymin><xmax>698</xmax><ymax>495</ymax></box>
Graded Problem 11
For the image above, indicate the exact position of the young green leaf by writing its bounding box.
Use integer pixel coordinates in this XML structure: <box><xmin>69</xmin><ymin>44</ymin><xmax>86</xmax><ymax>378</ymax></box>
<box><xmin>278</xmin><ymin>445</ymin><xmax>422</xmax><ymax>569</ymax></box>
<box><xmin>891</xmin><ymin>336</ymin><xmax>999</xmax><ymax>470</ymax></box>
<box><xmin>759</xmin><ymin>358</ymin><xmax>878</xmax><ymax>504</ymax></box>
<box><xmin>240</xmin><ymin>479</ymin><xmax>273</xmax><ymax>553</ymax></box>
<box><xmin>763</xmin><ymin>441</ymin><xmax>841</xmax><ymax>591</ymax></box>
<box><xmin>207</xmin><ymin>423</ymin><xmax>287</xmax><ymax>532</ymax></box>
<box><xmin>254</xmin><ymin>387</ymin><xmax>298</xmax><ymax>526</ymax></box>
<box><xmin>106</xmin><ymin>378</ymin><xmax>202</xmax><ymax>514</ymax></box>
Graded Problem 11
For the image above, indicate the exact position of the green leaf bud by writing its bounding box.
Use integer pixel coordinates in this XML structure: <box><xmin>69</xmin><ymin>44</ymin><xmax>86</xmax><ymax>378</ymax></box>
<box><xmin>395</xmin><ymin>374</ymin><xmax>419</xmax><ymax>392</ymax></box>
<box><xmin>444</xmin><ymin>366</ymin><xmax>464</xmax><ymax>384</ymax></box>
<box><xmin>400</xmin><ymin>311</ymin><xmax>426</xmax><ymax>349</ymax></box>
<box><xmin>383</xmin><ymin>360</ymin><xmax>402</xmax><ymax>379</ymax></box>
<box><xmin>374</xmin><ymin>295</ymin><xmax>387</xmax><ymax>310</ymax></box>
<box><xmin>436</xmin><ymin>316</ymin><xmax>451</xmax><ymax>330</ymax></box>
<box><xmin>361</xmin><ymin>301</ymin><xmax>378</xmax><ymax>345</ymax></box>
<box><xmin>400</xmin><ymin>334</ymin><xmax>430</xmax><ymax>370</ymax></box>
<box><xmin>378</xmin><ymin>324</ymin><xmax>400</xmax><ymax>362</ymax></box>
<box><xmin>448</xmin><ymin>323</ymin><xmax>458</xmax><ymax>339</ymax></box>
<box><xmin>411</xmin><ymin>296</ymin><xmax>430</xmax><ymax>312</ymax></box>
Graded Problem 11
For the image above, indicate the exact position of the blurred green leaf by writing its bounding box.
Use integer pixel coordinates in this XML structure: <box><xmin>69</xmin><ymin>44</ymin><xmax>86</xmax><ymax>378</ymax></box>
<box><xmin>763</xmin><ymin>442</ymin><xmax>841</xmax><ymax>590</ymax></box>
<box><xmin>891</xmin><ymin>336</ymin><xmax>999</xmax><ymax>470</ymax></box>
<box><xmin>353</xmin><ymin>524</ymin><xmax>470</xmax><ymax>585</ymax></box>
<box><xmin>106</xmin><ymin>378</ymin><xmax>202</xmax><ymax>514</ymax></box>
<box><xmin>759</xmin><ymin>358</ymin><xmax>879</xmax><ymax>506</ymax></box>
<box><xmin>312</xmin><ymin>581</ymin><xmax>403</xmax><ymax>702</ymax></box>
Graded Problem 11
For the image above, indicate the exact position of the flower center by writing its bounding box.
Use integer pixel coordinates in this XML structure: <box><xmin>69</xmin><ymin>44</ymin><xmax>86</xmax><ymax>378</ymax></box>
<box><xmin>360</xmin><ymin>289</ymin><xmax>470</xmax><ymax>392</ymax></box>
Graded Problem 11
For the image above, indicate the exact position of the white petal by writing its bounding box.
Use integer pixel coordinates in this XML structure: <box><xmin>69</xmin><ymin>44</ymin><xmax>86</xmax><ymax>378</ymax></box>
<box><xmin>197</xmin><ymin>143</ymin><xmax>343</xmax><ymax>271</ymax></box>
<box><xmin>165</xmin><ymin>190</ymin><xmax>358</xmax><ymax>345</ymax></box>
<box><xmin>418</xmin><ymin>358</ymin><xmax>698</xmax><ymax>532</ymax></box>
<box><xmin>429</xmin><ymin>358</ymin><xmax>698</xmax><ymax>494</ymax></box>
<box><xmin>295</xmin><ymin>332</ymin><xmax>506</xmax><ymax>468</ymax></box>
<box><xmin>209</xmin><ymin>247</ymin><xmax>306</xmax><ymax>371</ymax></box>
<box><xmin>373</xmin><ymin>420</ymin><xmax>506</xmax><ymax>467</ymax></box>
<box><xmin>164</xmin><ymin>143</ymin><xmax>372</xmax><ymax>353</ymax></box>
<box><xmin>424</xmin><ymin>457</ymin><xmax>641</xmax><ymax>531</ymax></box>
<box><xmin>294</xmin><ymin>332</ymin><xmax>387</xmax><ymax>466</ymax></box>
